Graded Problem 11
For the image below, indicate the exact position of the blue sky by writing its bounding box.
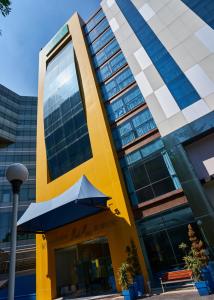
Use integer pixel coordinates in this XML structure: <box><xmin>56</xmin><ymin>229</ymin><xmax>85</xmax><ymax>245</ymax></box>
<box><xmin>0</xmin><ymin>0</ymin><xmax>101</xmax><ymax>96</ymax></box>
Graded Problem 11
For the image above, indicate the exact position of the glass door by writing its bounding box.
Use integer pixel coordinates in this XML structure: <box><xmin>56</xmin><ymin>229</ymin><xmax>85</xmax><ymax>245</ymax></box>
<box><xmin>138</xmin><ymin>206</ymin><xmax>195</xmax><ymax>284</ymax></box>
<box><xmin>55</xmin><ymin>237</ymin><xmax>115</xmax><ymax>298</ymax></box>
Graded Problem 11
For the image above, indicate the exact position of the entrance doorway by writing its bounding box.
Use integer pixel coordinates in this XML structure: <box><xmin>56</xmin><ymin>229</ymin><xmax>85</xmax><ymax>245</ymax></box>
<box><xmin>137</xmin><ymin>206</ymin><xmax>196</xmax><ymax>284</ymax></box>
<box><xmin>55</xmin><ymin>237</ymin><xmax>115</xmax><ymax>298</ymax></box>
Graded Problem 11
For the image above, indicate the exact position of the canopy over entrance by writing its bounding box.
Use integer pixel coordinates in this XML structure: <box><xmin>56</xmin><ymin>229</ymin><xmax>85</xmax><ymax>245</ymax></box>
<box><xmin>17</xmin><ymin>176</ymin><xmax>110</xmax><ymax>233</ymax></box>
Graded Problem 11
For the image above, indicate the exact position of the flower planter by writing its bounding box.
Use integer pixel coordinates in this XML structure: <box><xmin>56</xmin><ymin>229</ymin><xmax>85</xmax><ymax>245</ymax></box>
<box><xmin>195</xmin><ymin>281</ymin><xmax>211</xmax><ymax>296</ymax></box>
<box><xmin>122</xmin><ymin>285</ymin><xmax>135</xmax><ymax>300</ymax></box>
<box><xmin>202</xmin><ymin>267</ymin><xmax>214</xmax><ymax>293</ymax></box>
<box><xmin>207</xmin><ymin>262</ymin><xmax>214</xmax><ymax>292</ymax></box>
<box><xmin>108</xmin><ymin>275</ymin><xmax>117</xmax><ymax>292</ymax></box>
<box><xmin>133</xmin><ymin>275</ymin><xmax>144</xmax><ymax>298</ymax></box>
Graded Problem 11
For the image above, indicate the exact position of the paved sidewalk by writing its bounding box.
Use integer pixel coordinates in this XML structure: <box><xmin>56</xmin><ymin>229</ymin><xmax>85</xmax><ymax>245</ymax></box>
<box><xmin>141</xmin><ymin>290</ymin><xmax>214</xmax><ymax>300</ymax></box>
<box><xmin>62</xmin><ymin>290</ymin><xmax>214</xmax><ymax>300</ymax></box>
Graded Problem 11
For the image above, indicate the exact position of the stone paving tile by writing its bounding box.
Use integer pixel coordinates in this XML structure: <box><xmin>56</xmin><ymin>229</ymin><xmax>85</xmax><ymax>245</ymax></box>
<box><xmin>64</xmin><ymin>292</ymin><xmax>214</xmax><ymax>300</ymax></box>
<box><xmin>139</xmin><ymin>292</ymin><xmax>214</xmax><ymax>300</ymax></box>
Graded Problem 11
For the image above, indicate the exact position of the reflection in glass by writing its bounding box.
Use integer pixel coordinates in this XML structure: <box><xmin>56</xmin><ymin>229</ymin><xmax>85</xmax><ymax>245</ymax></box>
<box><xmin>120</xmin><ymin>141</ymin><xmax>181</xmax><ymax>206</ymax></box>
<box><xmin>55</xmin><ymin>237</ymin><xmax>115</xmax><ymax>298</ymax></box>
<box><xmin>138</xmin><ymin>206</ymin><xmax>195</xmax><ymax>278</ymax></box>
<box><xmin>113</xmin><ymin>108</ymin><xmax>156</xmax><ymax>149</ymax></box>
<box><xmin>44</xmin><ymin>42</ymin><xmax>92</xmax><ymax>180</ymax></box>
<box><xmin>93</xmin><ymin>39</ymin><xmax>120</xmax><ymax>68</ymax></box>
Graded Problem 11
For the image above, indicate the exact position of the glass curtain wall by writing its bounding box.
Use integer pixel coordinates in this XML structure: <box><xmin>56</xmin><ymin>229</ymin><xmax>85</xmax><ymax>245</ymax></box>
<box><xmin>120</xmin><ymin>139</ymin><xmax>181</xmax><ymax>206</ymax></box>
<box><xmin>0</xmin><ymin>85</ymin><xmax>37</xmax><ymax>274</ymax></box>
<box><xmin>44</xmin><ymin>42</ymin><xmax>92</xmax><ymax>180</ymax></box>
<box><xmin>84</xmin><ymin>9</ymin><xmax>178</xmax><ymax>208</ymax></box>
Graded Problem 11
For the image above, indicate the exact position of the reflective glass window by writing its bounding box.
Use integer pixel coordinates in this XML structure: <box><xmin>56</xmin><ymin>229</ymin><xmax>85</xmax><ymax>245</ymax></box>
<box><xmin>44</xmin><ymin>42</ymin><xmax>92</xmax><ymax>180</ymax></box>
<box><xmin>85</xmin><ymin>10</ymin><xmax>105</xmax><ymax>33</ymax></box>
<box><xmin>97</xmin><ymin>52</ymin><xmax>127</xmax><ymax>82</ymax></box>
<box><xmin>122</xmin><ymin>150</ymin><xmax>181</xmax><ymax>205</ymax></box>
<box><xmin>113</xmin><ymin>108</ymin><xmax>156</xmax><ymax>149</ymax></box>
<box><xmin>101</xmin><ymin>68</ymin><xmax>135</xmax><ymax>101</ymax></box>
<box><xmin>138</xmin><ymin>206</ymin><xmax>195</xmax><ymax>274</ymax></box>
<box><xmin>93</xmin><ymin>39</ymin><xmax>120</xmax><ymax>67</ymax></box>
<box><xmin>0</xmin><ymin>211</ymin><xmax>34</xmax><ymax>244</ymax></box>
<box><xmin>0</xmin><ymin>213</ymin><xmax>11</xmax><ymax>243</ymax></box>
<box><xmin>87</xmin><ymin>18</ymin><xmax>109</xmax><ymax>44</ymax></box>
<box><xmin>116</xmin><ymin>0</ymin><xmax>201</xmax><ymax>109</ymax></box>
<box><xmin>2</xmin><ymin>191</ymin><xmax>10</xmax><ymax>203</ymax></box>
<box><xmin>90</xmin><ymin>28</ymin><xmax>114</xmax><ymax>54</ymax></box>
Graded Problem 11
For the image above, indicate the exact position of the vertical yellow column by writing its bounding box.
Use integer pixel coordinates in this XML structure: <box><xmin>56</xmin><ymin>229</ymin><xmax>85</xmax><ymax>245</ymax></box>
<box><xmin>69</xmin><ymin>13</ymin><xmax>148</xmax><ymax>288</ymax></box>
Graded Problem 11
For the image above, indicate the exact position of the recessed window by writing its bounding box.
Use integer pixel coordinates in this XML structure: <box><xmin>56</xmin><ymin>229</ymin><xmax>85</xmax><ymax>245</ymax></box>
<box><xmin>43</xmin><ymin>42</ymin><xmax>92</xmax><ymax>181</ymax></box>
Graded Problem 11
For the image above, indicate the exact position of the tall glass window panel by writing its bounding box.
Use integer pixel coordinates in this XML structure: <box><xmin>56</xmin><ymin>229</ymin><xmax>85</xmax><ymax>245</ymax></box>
<box><xmin>44</xmin><ymin>42</ymin><xmax>92</xmax><ymax>180</ymax></box>
<box><xmin>116</xmin><ymin>0</ymin><xmax>201</xmax><ymax>109</ymax></box>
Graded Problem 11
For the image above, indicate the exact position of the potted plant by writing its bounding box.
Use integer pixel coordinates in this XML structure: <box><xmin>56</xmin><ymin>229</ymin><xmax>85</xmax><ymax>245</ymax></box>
<box><xmin>126</xmin><ymin>240</ymin><xmax>144</xmax><ymax>297</ymax></box>
<box><xmin>179</xmin><ymin>224</ymin><xmax>211</xmax><ymax>296</ymax></box>
<box><xmin>118</xmin><ymin>262</ymin><xmax>135</xmax><ymax>300</ymax></box>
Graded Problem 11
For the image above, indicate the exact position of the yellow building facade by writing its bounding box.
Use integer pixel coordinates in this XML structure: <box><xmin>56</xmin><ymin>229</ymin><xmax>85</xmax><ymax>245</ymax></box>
<box><xmin>36</xmin><ymin>13</ymin><xmax>148</xmax><ymax>299</ymax></box>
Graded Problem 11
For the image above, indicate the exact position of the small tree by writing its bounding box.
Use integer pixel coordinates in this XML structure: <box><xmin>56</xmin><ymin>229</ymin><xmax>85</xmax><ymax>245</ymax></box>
<box><xmin>188</xmin><ymin>224</ymin><xmax>208</xmax><ymax>266</ymax></box>
<box><xmin>179</xmin><ymin>224</ymin><xmax>208</xmax><ymax>281</ymax></box>
<box><xmin>0</xmin><ymin>0</ymin><xmax>11</xmax><ymax>35</ymax></box>
<box><xmin>126</xmin><ymin>240</ymin><xmax>142</xmax><ymax>279</ymax></box>
<box><xmin>118</xmin><ymin>262</ymin><xmax>131</xmax><ymax>290</ymax></box>
<box><xmin>0</xmin><ymin>0</ymin><xmax>11</xmax><ymax>17</ymax></box>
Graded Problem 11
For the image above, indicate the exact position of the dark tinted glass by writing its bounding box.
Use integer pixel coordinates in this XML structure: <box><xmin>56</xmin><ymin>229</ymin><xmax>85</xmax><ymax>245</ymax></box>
<box><xmin>44</xmin><ymin>42</ymin><xmax>92</xmax><ymax>180</ymax></box>
<box><xmin>128</xmin><ymin>154</ymin><xmax>175</xmax><ymax>203</ymax></box>
<box><xmin>145</xmin><ymin>156</ymin><xmax>169</xmax><ymax>182</ymax></box>
<box><xmin>130</xmin><ymin>163</ymin><xmax>149</xmax><ymax>189</ymax></box>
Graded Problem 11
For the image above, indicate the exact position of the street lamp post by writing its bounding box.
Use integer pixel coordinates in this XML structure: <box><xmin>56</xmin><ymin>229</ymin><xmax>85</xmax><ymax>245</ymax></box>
<box><xmin>6</xmin><ymin>163</ymin><xmax>28</xmax><ymax>300</ymax></box>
